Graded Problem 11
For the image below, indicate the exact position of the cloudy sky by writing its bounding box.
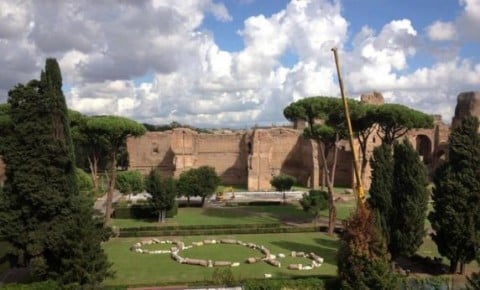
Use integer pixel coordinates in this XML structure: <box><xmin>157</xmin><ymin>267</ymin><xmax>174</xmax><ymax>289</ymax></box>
<box><xmin>1</xmin><ymin>0</ymin><xmax>479</xmax><ymax>128</ymax></box>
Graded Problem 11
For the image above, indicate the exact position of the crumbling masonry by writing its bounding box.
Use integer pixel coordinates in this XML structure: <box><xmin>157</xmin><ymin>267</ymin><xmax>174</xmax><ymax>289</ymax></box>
<box><xmin>124</xmin><ymin>91</ymin><xmax>478</xmax><ymax>191</ymax></box>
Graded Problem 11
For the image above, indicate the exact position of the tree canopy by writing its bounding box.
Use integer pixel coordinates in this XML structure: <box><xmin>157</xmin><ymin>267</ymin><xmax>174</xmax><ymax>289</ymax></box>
<box><xmin>389</xmin><ymin>139</ymin><xmax>429</xmax><ymax>258</ymax></box>
<box><xmin>145</xmin><ymin>169</ymin><xmax>177</xmax><ymax>223</ymax></box>
<box><xmin>0</xmin><ymin>58</ymin><xmax>111</xmax><ymax>285</ymax></box>
<box><xmin>283</xmin><ymin>96</ymin><xmax>349</xmax><ymax>234</ymax></box>
<box><xmin>177</xmin><ymin>166</ymin><xmax>220</xmax><ymax>206</ymax></box>
<box><xmin>86</xmin><ymin>115</ymin><xmax>146</xmax><ymax>224</ymax></box>
<box><xmin>429</xmin><ymin>116</ymin><xmax>480</xmax><ymax>274</ymax></box>
<box><xmin>372</xmin><ymin>104</ymin><xmax>433</xmax><ymax>145</ymax></box>
<box><xmin>367</xmin><ymin>144</ymin><xmax>394</xmax><ymax>244</ymax></box>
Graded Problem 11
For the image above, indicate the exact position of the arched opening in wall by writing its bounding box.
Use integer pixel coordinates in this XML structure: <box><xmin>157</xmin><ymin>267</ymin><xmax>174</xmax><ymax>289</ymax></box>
<box><xmin>416</xmin><ymin>135</ymin><xmax>432</xmax><ymax>164</ymax></box>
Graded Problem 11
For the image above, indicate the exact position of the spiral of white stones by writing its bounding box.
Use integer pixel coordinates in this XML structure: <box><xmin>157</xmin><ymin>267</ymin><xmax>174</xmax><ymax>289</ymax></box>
<box><xmin>130</xmin><ymin>238</ymin><xmax>324</xmax><ymax>270</ymax></box>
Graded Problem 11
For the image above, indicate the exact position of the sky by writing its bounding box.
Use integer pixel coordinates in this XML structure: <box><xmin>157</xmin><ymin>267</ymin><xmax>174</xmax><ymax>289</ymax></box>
<box><xmin>1</xmin><ymin>0</ymin><xmax>480</xmax><ymax>128</ymax></box>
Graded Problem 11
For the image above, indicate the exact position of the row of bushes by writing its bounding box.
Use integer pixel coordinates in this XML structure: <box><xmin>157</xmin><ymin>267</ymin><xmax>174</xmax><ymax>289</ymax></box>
<box><xmin>243</xmin><ymin>276</ymin><xmax>339</xmax><ymax>290</ymax></box>
<box><xmin>119</xmin><ymin>222</ymin><xmax>282</xmax><ymax>232</ymax></box>
<box><xmin>118</xmin><ymin>225</ymin><xmax>341</xmax><ymax>237</ymax></box>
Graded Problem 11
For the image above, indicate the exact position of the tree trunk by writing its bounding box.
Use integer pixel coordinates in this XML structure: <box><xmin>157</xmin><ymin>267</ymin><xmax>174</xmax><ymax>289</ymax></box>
<box><xmin>449</xmin><ymin>259</ymin><xmax>458</xmax><ymax>274</ymax></box>
<box><xmin>283</xmin><ymin>191</ymin><xmax>286</xmax><ymax>204</ymax></box>
<box><xmin>158</xmin><ymin>210</ymin><xmax>162</xmax><ymax>223</ymax></box>
<box><xmin>318</xmin><ymin>142</ymin><xmax>336</xmax><ymax>235</ymax></box>
<box><xmin>88</xmin><ymin>155</ymin><xmax>99</xmax><ymax>191</ymax></box>
<box><xmin>330</xmin><ymin>134</ymin><xmax>339</xmax><ymax>185</ymax></box>
<box><xmin>201</xmin><ymin>196</ymin><xmax>206</xmax><ymax>207</ymax></box>
<box><xmin>460</xmin><ymin>262</ymin><xmax>466</xmax><ymax>275</ymax></box>
<box><xmin>187</xmin><ymin>196</ymin><xmax>190</xmax><ymax>207</ymax></box>
<box><xmin>104</xmin><ymin>151</ymin><xmax>117</xmax><ymax>225</ymax></box>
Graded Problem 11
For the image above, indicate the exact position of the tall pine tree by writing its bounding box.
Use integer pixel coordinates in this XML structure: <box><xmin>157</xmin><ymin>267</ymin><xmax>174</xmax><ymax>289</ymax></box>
<box><xmin>0</xmin><ymin>59</ymin><xmax>112</xmax><ymax>285</ymax></box>
<box><xmin>367</xmin><ymin>144</ymin><xmax>393</xmax><ymax>244</ymax></box>
<box><xmin>429</xmin><ymin>116</ymin><xmax>480</xmax><ymax>274</ymax></box>
<box><xmin>389</xmin><ymin>139</ymin><xmax>429</xmax><ymax>258</ymax></box>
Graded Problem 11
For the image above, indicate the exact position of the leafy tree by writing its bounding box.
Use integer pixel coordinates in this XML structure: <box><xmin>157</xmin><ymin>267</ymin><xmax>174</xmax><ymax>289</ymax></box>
<box><xmin>145</xmin><ymin>169</ymin><xmax>176</xmax><ymax>223</ymax></box>
<box><xmin>177</xmin><ymin>166</ymin><xmax>220</xmax><ymax>206</ymax></box>
<box><xmin>338</xmin><ymin>206</ymin><xmax>398</xmax><ymax>290</ymax></box>
<box><xmin>70</xmin><ymin>114</ymin><xmax>110</xmax><ymax>192</ymax></box>
<box><xmin>116</xmin><ymin>170</ymin><xmax>144</xmax><ymax>200</ymax></box>
<box><xmin>86</xmin><ymin>115</ymin><xmax>146</xmax><ymax>224</ymax></box>
<box><xmin>75</xmin><ymin>167</ymin><xmax>94</xmax><ymax>195</ymax></box>
<box><xmin>372</xmin><ymin>104</ymin><xmax>433</xmax><ymax>145</ymax></box>
<box><xmin>367</xmin><ymin>144</ymin><xmax>393</xmax><ymax>244</ymax></box>
<box><xmin>350</xmin><ymin>103</ymin><xmax>377</xmax><ymax>184</ymax></box>
<box><xmin>284</xmin><ymin>96</ymin><xmax>348</xmax><ymax>234</ymax></box>
<box><xmin>270</xmin><ymin>173</ymin><xmax>296</xmax><ymax>204</ymax></box>
<box><xmin>299</xmin><ymin>190</ymin><xmax>328</xmax><ymax>224</ymax></box>
<box><xmin>0</xmin><ymin>59</ymin><xmax>112</xmax><ymax>285</ymax></box>
<box><xmin>429</xmin><ymin>117</ymin><xmax>480</xmax><ymax>274</ymax></box>
<box><xmin>177</xmin><ymin>169</ymin><xmax>196</xmax><ymax>206</ymax></box>
<box><xmin>389</xmin><ymin>139</ymin><xmax>429</xmax><ymax>258</ymax></box>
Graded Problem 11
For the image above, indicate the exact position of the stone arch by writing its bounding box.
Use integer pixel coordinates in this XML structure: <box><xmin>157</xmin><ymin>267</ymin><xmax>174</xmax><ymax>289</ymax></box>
<box><xmin>416</xmin><ymin>135</ymin><xmax>432</xmax><ymax>164</ymax></box>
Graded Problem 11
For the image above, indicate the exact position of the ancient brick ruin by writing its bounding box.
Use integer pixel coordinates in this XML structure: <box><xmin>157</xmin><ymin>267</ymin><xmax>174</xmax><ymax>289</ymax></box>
<box><xmin>128</xmin><ymin>92</ymin><xmax>480</xmax><ymax>191</ymax></box>
<box><xmin>0</xmin><ymin>91</ymin><xmax>477</xmax><ymax>190</ymax></box>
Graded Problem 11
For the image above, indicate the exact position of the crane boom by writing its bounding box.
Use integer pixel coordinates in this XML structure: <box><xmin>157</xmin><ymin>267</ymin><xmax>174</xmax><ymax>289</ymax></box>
<box><xmin>331</xmin><ymin>47</ymin><xmax>365</xmax><ymax>205</ymax></box>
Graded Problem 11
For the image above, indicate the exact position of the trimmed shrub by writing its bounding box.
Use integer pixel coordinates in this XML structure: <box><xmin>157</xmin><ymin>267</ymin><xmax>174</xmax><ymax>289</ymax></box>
<box><xmin>75</xmin><ymin>167</ymin><xmax>93</xmax><ymax>195</ymax></box>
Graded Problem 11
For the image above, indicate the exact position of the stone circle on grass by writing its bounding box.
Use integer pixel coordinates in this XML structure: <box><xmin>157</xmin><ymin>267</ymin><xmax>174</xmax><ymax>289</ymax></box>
<box><xmin>131</xmin><ymin>238</ymin><xmax>324</xmax><ymax>270</ymax></box>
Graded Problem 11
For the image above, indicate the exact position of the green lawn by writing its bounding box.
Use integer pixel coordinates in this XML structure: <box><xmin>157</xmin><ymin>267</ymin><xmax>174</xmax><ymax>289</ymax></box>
<box><xmin>102</xmin><ymin>232</ymin><xmax>339</xmax><ymax>287</ymax></box>
<box><xmin>111</xmin><ymin>201</ymin><xmax>357</xmax><ymax>228</ymax></box>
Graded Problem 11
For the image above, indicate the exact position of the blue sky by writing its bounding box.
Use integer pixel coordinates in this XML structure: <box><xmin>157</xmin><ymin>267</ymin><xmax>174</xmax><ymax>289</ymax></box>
<box><xmin>0</xmin><ymin>0</ymin><xmax>479</xmax><ymax>128</ymax></box>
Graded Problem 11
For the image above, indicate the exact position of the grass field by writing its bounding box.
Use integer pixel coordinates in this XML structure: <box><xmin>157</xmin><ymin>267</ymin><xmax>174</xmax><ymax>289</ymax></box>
<box><xmin>102</xmin><ymin>232</ymin><xmax>339</xmax><ymax>287</ymax></box>
<box><xmin>111</xmin><ymin>201</ymin><xmax>357</xmax><ymax>228</ymax></box>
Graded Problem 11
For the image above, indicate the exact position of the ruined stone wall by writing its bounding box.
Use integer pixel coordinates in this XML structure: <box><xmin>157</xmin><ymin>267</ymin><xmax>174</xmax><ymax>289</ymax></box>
<box><xmin>452</xmin><ymin>91</ymin><xmax>480</xmax><ymax>131</ymax></box>
<box><xmin>194</xmin><ymin>132</ymin><xmax>248</xmax><ymax>185</ymax></box>
<box><xmin>124</xmin><ymin>90</ymin><xmax>478</xmax><ymax>192</ymax></box>
<box><xmin>127</xmin><ymin>131</ymin><xmax>174</xmax><ymax>177</ymax></box>
<box><xmin>248</xmin><ymin>128</ymin><xmax>315</xmax><ymax>190</ymax></box>
<box><xmin>127</xmin><ymin>128</ymin><xmax>248</xmax><ymax>185</ymax></box>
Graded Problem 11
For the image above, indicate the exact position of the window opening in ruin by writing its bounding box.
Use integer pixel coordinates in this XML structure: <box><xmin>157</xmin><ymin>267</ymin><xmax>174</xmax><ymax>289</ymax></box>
<box><xmin>247</xmin><ymin>142</ymin><xmax>252</xmax><ymax>154</ymax></box>
<box><xmin>416</xmin><ymin>135</ymin><xmax>432</xmax><ymax>164</ymax></box>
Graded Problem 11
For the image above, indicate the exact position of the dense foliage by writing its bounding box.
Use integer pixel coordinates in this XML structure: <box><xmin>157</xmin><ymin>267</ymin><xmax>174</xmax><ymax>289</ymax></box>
<box><xmin>270</xmin><ymin>173</ymin><xmax>296</xmax><ymax>203</ymax></box>
<box><xmin>116</xmin><ymin>170</ymin><xmax>144</xmax><ymax>197</ymax></box>
<box><xmin>299</xmin><ymin>190</ymin><xmax>328</xmax><ymax>224</ymax></box>
<box><xmin>389</xmin><ymin>140</ymin><xmax>429</xmax><ymax>258</ymax></box>
<box><xmin>86</xmin><ymin>115</ymin><xmax>146</xmax><ymax>224</ymax></box>
<box><xmin>0</xmin><ymin>59</ymin><xmax>112</xmax><ymax>285</ymax></box>
<box><xmin>75</xmin><ymin>167</ymin><xmax>94</xmax><ymax>195</ymax></box>
<box><xmin>177</xmin><ymin>166</ymin><xmax>220</xmax><ymax>206</ymax></box>
<box><xmin>372</xmin><ymin>104</ymin><xmax>433</xmax><ymax>145</ymax></box>
<box><xmin>367</xmin><ymin>144</ymin><xmax>393</xmax><ymax>244</ymax></box>
<box><xmin>429</xmin><ymin>116</ymin><xmax>480</xmax><ymax>273</ymax></box>
<box><xmin>283</xmin><ymin>96</ymin><xmax>347</xmax><ymax>234</ymax></box>
<box><xmin>145</xmin><ymin>169</ymin><xmax>177</xmax><ymax>222</ymax></box>
<box><xmin>337</xmin><ymin>206</ymin><xmax>398</xmax><ymax>290</ymax></box>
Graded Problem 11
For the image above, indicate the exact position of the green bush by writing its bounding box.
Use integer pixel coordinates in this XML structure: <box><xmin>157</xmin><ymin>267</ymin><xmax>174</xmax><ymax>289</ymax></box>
<box><xmin>75</xmin><ymin>167</ymin><xmax>93</xmax><ymax>195</ymax></box>
<box><xmin>243</xmin><ymin>277</ymin><xmax>333</xmax><ymax>290</ymax></box>
<box><xmin>116</xmin><ymin>170</ymin><xmax>144</xmax><ymax>196</ymax></box>
<box><xmin>1</xmin><ymin>281</ymin><xmax>60</xmax><ymax>290</ymax></box>
<box><xmin>165</xmin><ymin>200</ymin><xmax>178</xmax><ymax>218</ymax></box>
<box><xmin>113</xmin><ymin>203</ymin><xmax>177</xmax><ymax>220</ymax></box>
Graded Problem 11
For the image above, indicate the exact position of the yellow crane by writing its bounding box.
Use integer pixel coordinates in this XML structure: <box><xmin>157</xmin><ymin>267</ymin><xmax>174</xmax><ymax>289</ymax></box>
<box><xmin>331</xmin><ymin>47</ymin><xmax>365</xmax><ymax>206</ymax></box>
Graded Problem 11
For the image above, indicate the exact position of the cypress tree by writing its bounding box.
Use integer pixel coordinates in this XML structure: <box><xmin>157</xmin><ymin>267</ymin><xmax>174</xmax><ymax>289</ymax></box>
<box><xmin>389</xmin><ymin>139</ymin><xmax>429</xmax><ymax>258</ymax></box>
<box><xmin>367</xmin><ymin>144</ymin><xmax>393</xmax><ymax>244</ymax></box>
<box><xmin>0</xmin><ymin>59</ymin><xmax>112</xmax><ymax>285</ymax></box>
<box><xmin>338</xmin><ymin>206</ymin><xmax>398</xmax><ymax>290</ymax></box>
<box><xmin>429</xmin><ymin>117</ymin><xmax>480</xmax><ymax>274</ymax></box>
